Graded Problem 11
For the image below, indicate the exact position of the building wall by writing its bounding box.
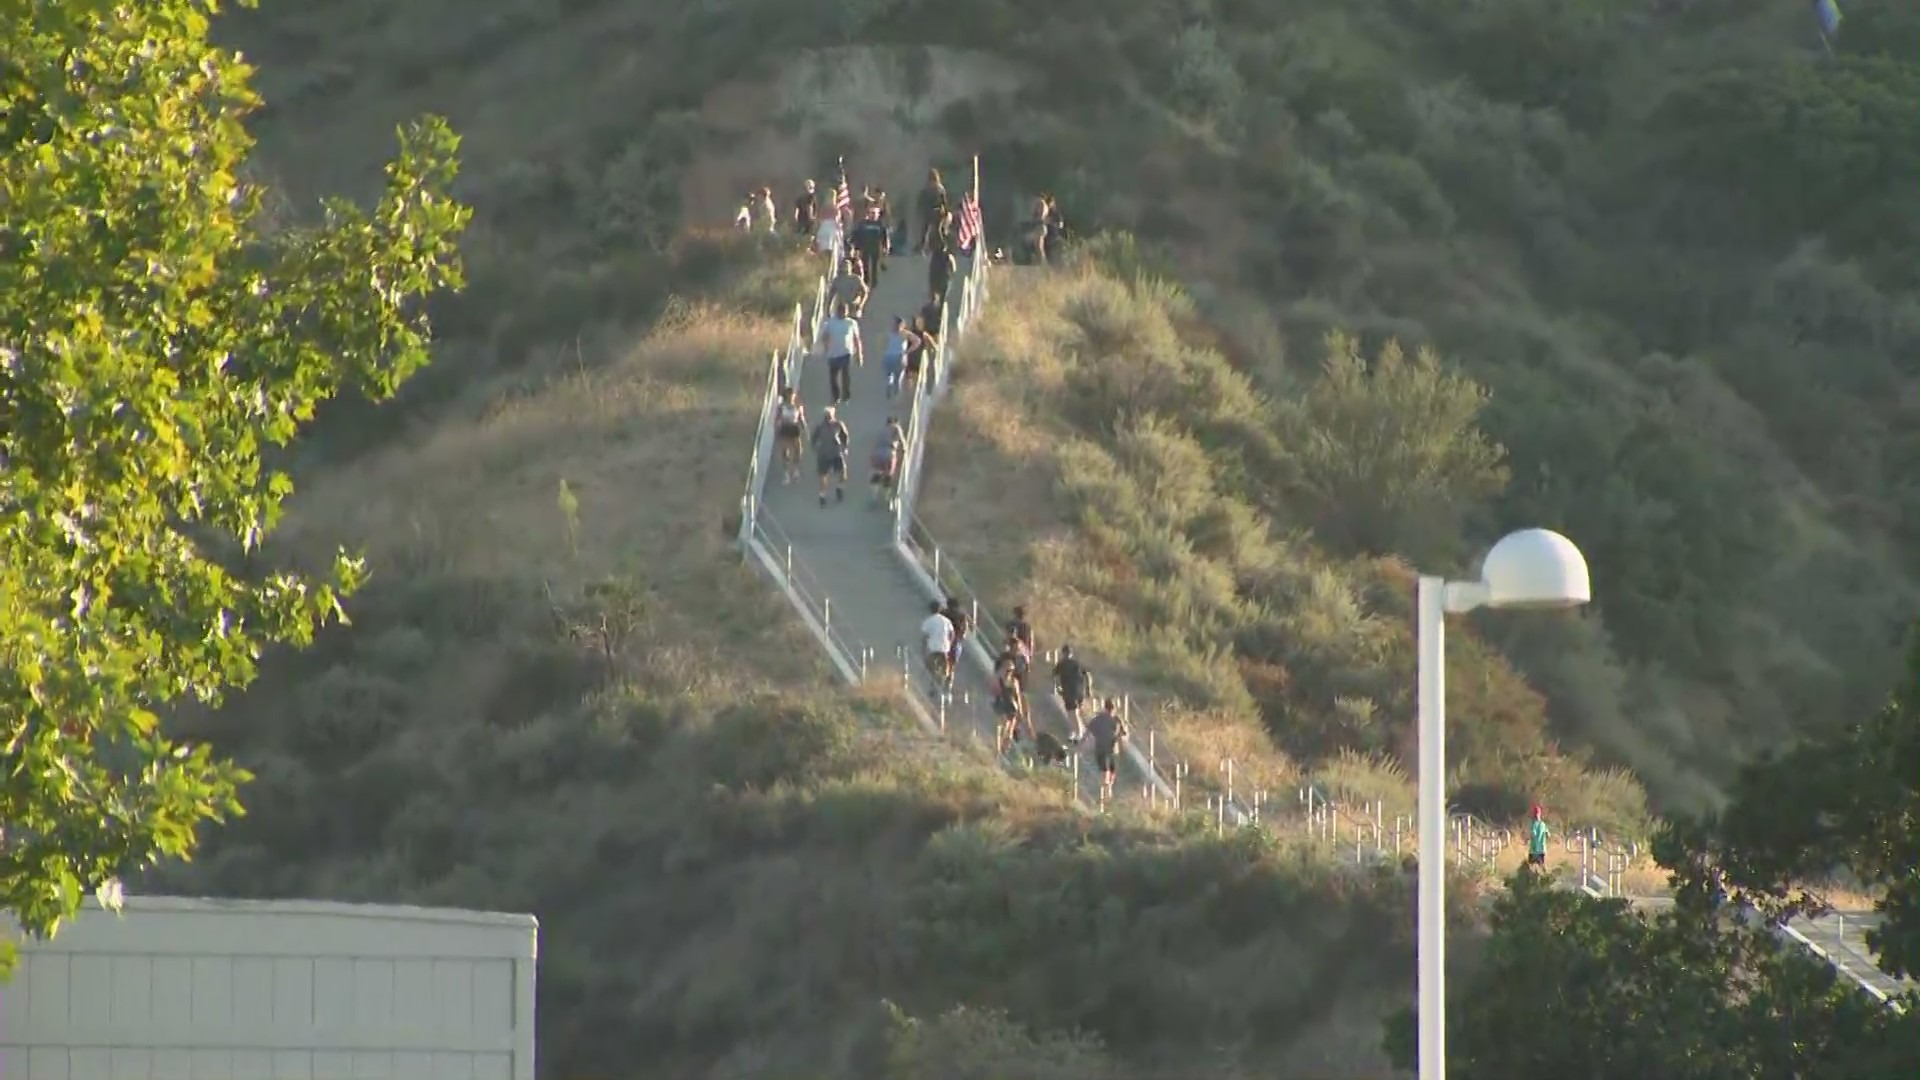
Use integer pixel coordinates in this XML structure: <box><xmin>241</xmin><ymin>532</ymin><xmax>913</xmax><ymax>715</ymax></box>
<box><xmin>0</xmin><ymin>896</ymin><xmax>538</xmax><ymax>1080</ymax></box>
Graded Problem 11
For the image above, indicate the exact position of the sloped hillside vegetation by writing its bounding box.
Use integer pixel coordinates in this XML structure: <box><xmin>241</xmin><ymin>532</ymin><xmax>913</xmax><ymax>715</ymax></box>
<box><xmin>918</xmin><ymin>246</ymin><xmax>1652</xmax><ymax>837</ymax></box>
<box><xmin>124</xmin><ymin>0</ymin><xmax>1917</xmax><ymax>1075</ymax></box>
<box><xmin>902</xmin><ymin>0</ymin><xmax>1918</xmax><ymax>811</ymax></box>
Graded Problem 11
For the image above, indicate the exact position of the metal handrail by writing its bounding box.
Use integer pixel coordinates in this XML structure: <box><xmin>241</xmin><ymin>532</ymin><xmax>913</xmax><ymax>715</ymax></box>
<box><xmin>751</xmin><ymin>509</ymin><xmax>877</xmax><ymax>681</ymax></box>
<box><xmin>739</xmin><ymin>233</ymin><xmax>843</xmax><ymax>550</ymax></box>
<box><xmin>892</xmin><ymin>249</ymin><xmax>986</xmax><ymax>544</ymax></box>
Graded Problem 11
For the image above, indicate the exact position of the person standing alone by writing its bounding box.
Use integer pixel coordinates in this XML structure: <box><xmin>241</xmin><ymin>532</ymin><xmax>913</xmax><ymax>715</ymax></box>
<box><xmin>1526</xmin><ymin>804</ymin><xmax>1550</xmax><ymax>870</ymax></box>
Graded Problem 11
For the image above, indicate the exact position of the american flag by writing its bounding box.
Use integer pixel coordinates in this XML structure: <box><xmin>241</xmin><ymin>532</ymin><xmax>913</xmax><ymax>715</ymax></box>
<box><xmin>833</xmin><ymin>165</ymin><xmax>852</xmax><ymax>219</ymax></box>
<box><xmin>955</xmin><ymin>190</ymin><xmax>983</xmax><ymax>252</ymax></box>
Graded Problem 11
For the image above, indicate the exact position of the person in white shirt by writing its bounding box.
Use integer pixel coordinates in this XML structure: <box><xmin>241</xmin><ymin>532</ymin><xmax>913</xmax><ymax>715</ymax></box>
<box><xmin>733</xmin><ymin>194</ymin><xmax>754</xmax><ymax>231</ymax></box>
<box><xmin>814</xmin><ymin>210</ymin><xmax>842</xmax><ymax>256</ymax></box>
<box><xmin>920</xmin><ymin>600</ymin><xmax>955</xmax><ymax>691</ymax></box>
<box><xmin>755</xmin><ymin>185</ymin><xmax>777</xmax><ymax>233</ymax></box>
<box><xmin>815</xmin><ymin>303</ymin><xmax>862</xmax><ymax>405</ymax></box>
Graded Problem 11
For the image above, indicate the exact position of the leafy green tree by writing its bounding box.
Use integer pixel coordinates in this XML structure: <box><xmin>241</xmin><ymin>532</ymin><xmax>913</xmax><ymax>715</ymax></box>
<box><xmin>1659</xmin><ymin>621</ymin><xmax>1920</xmax><ymax>981</ymax></box>
<box><xmin>1385</xmin><ymin>870</ymin><xmax>1915</xmax><ymax>1079</ymax></box>
<box><xmin>0</xmin><ymin>0</ymin><xmax>468</xmax><ymax>953</ymax></box>
<box><xmin>1281</xmin><ymin>332</ymin><xmax>1508</xmax><ymax>564</ymax></box>
<box><xmin>1387</xmin><ymin>623</ymin><xmax>1920</xmax><ymax>1077</ymax></box>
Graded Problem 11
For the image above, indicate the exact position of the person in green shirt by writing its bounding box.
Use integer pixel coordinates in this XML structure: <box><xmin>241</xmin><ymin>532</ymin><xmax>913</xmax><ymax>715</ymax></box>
<box><xmin>1527</xmin><ymin>804</ymin><xmax>1550</xmax><ymax>869</ymax></box>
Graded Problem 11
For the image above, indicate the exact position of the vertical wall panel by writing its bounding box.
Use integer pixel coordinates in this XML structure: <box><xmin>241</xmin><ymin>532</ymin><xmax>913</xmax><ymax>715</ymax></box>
<box><xmin>0</xmin><ymin>898</ymin><xmax>537</xmax><ymax>1080</ymax></box>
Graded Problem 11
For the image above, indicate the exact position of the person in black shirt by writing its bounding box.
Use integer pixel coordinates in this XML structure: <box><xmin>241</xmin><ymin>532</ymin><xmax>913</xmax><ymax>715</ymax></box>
<box><xmin>915</xmin><ymin>168</ymin><xmax>948</xmax><ymax>253</ymax></box>
<box><xmin>849</xmin><ymin>207</ymin><xmax>888</xmax><ymax>288</ymax></box>
<box><xmin>1007</xmin><ymin>606</ymin><xmax>1035</xmax><ymax>654</ymax></box>
<box><xmin>918</xmin><ymin>292</ymin><xmax>946</xmax><ymax>338</ymax></box>
<box><xmin>792</xmin><ymin>180</ymin><xmax>818</xmax><ymax>237</ymax></box>
<box><xmin>1085</xmin><ymin>697</ymin><xmax>1126</xmax><ymax>801</ymax></box>
<box><xmin>929</xmin><ymin>244</ymin><xmax>956</xmax><ymax>304</ymax></box>
<box><xmin>1052</xmin><ymin>643</ymin><xmax>1092</xmax><ymax>739</ymax></box>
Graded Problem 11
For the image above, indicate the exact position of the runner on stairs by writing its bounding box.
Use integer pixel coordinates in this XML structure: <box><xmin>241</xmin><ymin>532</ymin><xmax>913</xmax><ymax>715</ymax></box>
<box><xmin>772</xmin><ymin>385</ymin><xmax>807</xmax><ymax>485</ymax></box>
<box><xmin>869</xmin><ymin>417</ymin><xmax>906</xmax><ymax>509</ymax></box>
<box><xmin>811</xmin><ymin>405</ymin><xmax>850</xmax><ymax>507</ymax></box>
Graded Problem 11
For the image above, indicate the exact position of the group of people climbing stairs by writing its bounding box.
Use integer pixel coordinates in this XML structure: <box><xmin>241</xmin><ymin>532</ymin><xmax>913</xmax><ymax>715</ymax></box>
<box><xmin>746</xmin><ymin>158</ymin><xmax>1135</xmax><ymax>806</ymax></box>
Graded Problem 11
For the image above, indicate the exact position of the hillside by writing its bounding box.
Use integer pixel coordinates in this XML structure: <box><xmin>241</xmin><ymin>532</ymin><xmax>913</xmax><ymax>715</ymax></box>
<box><xmin>142</xmin><ymin>6</ymin><xmax>1435</xmax><ymax>1079</ymax></box>
<box><xmin>905</xmin><ymin>0</ymin><xmax>1918</xmax><ymax>813</ymax></box>
<box><xmin>150</xmin><ymin>229</ymin><xmax>1424</xmax><ymax>1077</ymax></box>
<box><xmin>130</xmin><ymin>0</ymin><xmax>1917</xmax><ymax>1076</ymax></box>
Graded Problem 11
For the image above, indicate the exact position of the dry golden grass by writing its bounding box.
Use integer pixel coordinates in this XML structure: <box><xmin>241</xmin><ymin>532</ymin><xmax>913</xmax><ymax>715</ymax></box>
<box><xmin>919</xmin><ymin>261</ymin><xmax>1412</xmax><ymax>817</ymax></box>
<box><xmin>277</xmin><ymin>249</ymin><xmax>834</xmax><ymax>698</ymax></box>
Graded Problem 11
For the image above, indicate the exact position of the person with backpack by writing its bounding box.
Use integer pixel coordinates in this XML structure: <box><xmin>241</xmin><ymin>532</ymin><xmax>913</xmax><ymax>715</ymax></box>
<box><xmin>815</xmin><ymin>302</ymin><xmax>862</xmax><ymax>405</ymax></box>
<box><xmin>772</xmin><ymin>385</ymin><xmax>807</xmax><ymax>485</ymax></box>
<box><xmin>1052</xmin><ymin>643</ymin><xmax>1093</xmax><ymax>740</ymax></box>
<box><xmin>882</xmin><ymin>316</ymin><xmax>919</xmax><ymax>401</ymax></box>
<box><xmin>811</xmin><ymin>405</ymin><xmax>850</xmax><ymax>506</ymax></box>
<box><xmin>869</xmin><ymin>417</ymin><xmax>907</xmax><ymax>507</ymax></box>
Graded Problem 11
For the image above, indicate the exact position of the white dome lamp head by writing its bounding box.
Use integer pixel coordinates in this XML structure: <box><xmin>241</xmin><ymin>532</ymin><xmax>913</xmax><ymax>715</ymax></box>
<box><xmin>1475</xmin><ymin>527</ymin><xmax>1591</xmax><ymax>611</ymax></box>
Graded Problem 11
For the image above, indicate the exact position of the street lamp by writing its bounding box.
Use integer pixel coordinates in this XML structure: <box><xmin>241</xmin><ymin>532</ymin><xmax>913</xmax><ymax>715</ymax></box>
<box><xmin>1417</xmin><ymin>527</ymin><xmax>1590</xmax><ymax>1080</ymax></box>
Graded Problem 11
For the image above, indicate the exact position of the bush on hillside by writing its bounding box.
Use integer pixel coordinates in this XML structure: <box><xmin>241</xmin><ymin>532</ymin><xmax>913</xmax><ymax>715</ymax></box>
<box><xmin>926</xmin><ymin>259</ymin><xmax>1654</xmax><ymax>840</ymax></box>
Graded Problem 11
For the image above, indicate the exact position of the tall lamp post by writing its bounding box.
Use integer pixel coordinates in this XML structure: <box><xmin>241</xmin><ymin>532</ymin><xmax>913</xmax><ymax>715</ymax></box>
<box><xmin>1417</xmin><ymin>528</ymin><xmax>1590</xmax><ymax>1080</ymax></box>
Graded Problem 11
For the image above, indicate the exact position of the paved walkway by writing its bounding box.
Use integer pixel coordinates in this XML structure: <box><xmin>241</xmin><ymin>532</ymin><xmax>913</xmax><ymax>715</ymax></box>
<box><xmin>759</xmin><ymin>252</ymin><xmax>1002</xmax><ymax>743</ymax></box>
<box><xmin>757</xmin><ymin>249</ymin><xmax>1121</xmax><ymax>800</ymax></box>
<box><xmin>1628</xmin><ymin>896</ymin><xmax>1909</xmax><ymax>1002</ymax></box>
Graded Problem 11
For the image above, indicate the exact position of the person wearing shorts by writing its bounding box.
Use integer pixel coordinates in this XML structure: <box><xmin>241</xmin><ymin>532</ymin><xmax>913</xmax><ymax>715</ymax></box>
<box><xmin>812</xmin><ymin>406</ymin><xmax>849</xmax><ymax>506</ymax></box>
<box><xmin>773</xmin><ymin>386</ymin><xmax>806</xmax><ymax>484</ymax></box>
<box><xmin>920</xmin><ymin>600</ymin><xmax>955</xmax><ymax>691</ymax></box>
<box><xmin>993</xmin><ymin>663</ymin><xmax>1025</xmax><ymax>756</ymax></box>
<box><xmin>870</xmin><ymin>417</ymin><xmax>906</xmax><ymax>506</ymax></box>
<box><xmin>1053</xmin><ymin>644</ymin><xmax>1092</xmax><ymax>740</ymax></box>
<box><xmin>883</xmin><ymin>316</ymin><xmax>917</xmax><ymax>400</ymax></box>
<box><xmin>1085</xmin><ymin>698</ymin><xmax>1126</xmax><ymax>800</ymax></box>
